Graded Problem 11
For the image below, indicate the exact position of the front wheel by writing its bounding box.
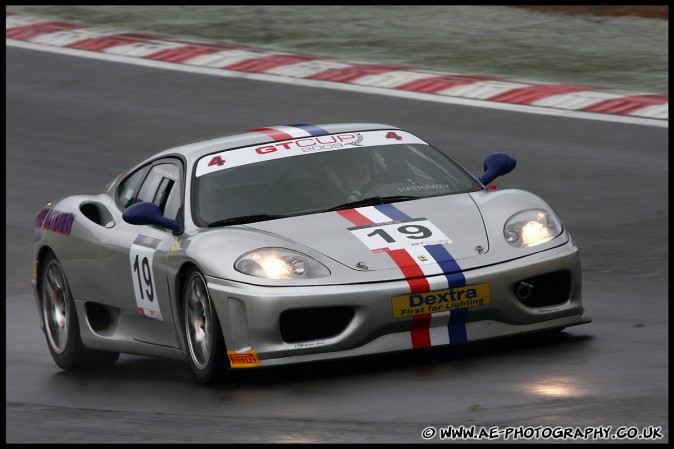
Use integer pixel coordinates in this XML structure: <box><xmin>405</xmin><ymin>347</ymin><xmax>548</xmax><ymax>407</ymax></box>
<box><xmin>41</xmin><ymin>253</ymin><xmax>119</xmax><ymax>370</ymax></box>
<box><xmin>183</xmin><ymin>268</ymin><xmax>228</xmax><ymax>383</ymax></box>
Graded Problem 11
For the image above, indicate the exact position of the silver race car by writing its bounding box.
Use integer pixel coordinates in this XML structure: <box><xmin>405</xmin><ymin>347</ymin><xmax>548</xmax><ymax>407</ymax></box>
<box><xmin>32</xmin><ymin>123</ymin><xmax>590</xmax><ymax>382</ymax></box>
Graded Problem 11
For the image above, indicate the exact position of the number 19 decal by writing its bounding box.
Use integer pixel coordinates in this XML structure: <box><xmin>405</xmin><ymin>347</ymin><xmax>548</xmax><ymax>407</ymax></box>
<box><xmin>130</xmin><ymin>239</ymin><xmax>163</xmax><ymax>321</ymax></box>
<box><xmin>348</xmin><ymin>218</ymin><xmax>451</xmax><ymax>253</ymax></box>
<box><xmin>132</xmin><ymin>254</ymin><xmax>154</xmax><ymax>302</ymax></box>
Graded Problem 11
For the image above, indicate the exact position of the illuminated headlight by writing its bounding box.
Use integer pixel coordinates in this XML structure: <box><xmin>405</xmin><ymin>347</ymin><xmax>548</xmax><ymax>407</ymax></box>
<box><xmin>234</xmin><ymin>248</ymin><xmax>330</xmax><ymax>280</ymax></box>
<box><xmin>504</xmin><ymin>210</ymin><xmax>563</xmax><ymax>248</ymax></box>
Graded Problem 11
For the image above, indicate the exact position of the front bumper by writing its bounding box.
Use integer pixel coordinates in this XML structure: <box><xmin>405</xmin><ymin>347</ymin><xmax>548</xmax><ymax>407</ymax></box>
<box><xmin>207</xmin><ymin>241</ymin><xmax>589</xmax><ymax>368</ymax></box>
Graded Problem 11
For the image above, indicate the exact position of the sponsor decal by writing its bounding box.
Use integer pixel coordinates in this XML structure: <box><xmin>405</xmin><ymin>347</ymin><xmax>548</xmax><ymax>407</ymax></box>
<box><xmin>254</xmin><ymin>133</ymin><xmax>359</xmax><ymax>155</ymax></box>
<box><xmin>195</xmin><ymin>129</ymin><xmax>426</xmax><ymax>177</ymax></box>
<box><xmin>398</xmin><ymin>183</ymin><xmax>450</xmax><ymax>193</ymax></box>
<box><xmin>137</xmin><ymin>307</ymin><xmax>162</xmax><ymax>319</ymax></box>
<box><xmin>133</xmin><ymin>234</ymin><xmax>161</xmax><ymax>249</ymax></box>
<box><xmin>34</xmin><ymin>208</ymin><xmax>75</xmax><ymax>236</ymax></box>
<box><xmin>227</xmin><ymin>350</ymin><xmax>261</xmax><ymax>368</ymax></box>
<box><xmin>392</xmin><ymin>283</ymin><xmax>490</xmax><ymax>318</ymax></box>
<box><xmin>170</xmin><ymin>239</ymin><xmax>182</xmax><ymax>255</ymax></box>
<box><xmin>294</xmin><ymin>340</ymin><xmax>326</xmax><ymax>349</ymax></box>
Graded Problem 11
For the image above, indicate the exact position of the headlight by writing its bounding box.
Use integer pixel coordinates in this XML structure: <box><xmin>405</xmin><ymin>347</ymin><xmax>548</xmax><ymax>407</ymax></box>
<box><xmin>234</xmin><ymin>248</ymin><xmax>330</xmax><ymax>280</ymax></box>
<box><xmin>504</xmin><ymin>209</ymin><xmax>562</xmax><ymax>248</ymax></box>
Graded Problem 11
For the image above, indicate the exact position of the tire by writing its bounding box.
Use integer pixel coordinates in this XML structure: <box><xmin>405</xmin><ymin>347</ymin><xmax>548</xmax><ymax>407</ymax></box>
<box><xmin>183</xmin><ymin>267</ymin><xmax>228</xmax><ymax>383</ymax></box>
<box><xmin>41</xmin><ymin>253</ymin><xmax>119</xmax><ymax>370</ymax></box>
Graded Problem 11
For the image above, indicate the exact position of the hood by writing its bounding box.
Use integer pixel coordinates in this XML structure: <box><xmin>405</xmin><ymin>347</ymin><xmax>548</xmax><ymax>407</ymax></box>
<box><xmin>244</xmin><ymin>195</ymin><xmax>488</xmax><ymax>272</ymax></box>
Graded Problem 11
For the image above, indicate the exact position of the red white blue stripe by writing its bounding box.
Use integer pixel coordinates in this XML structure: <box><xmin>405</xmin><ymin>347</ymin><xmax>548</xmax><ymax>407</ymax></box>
<box><xmin>248</xmin><ymin>124</ymin><xmax>329</xmax><ymax>141</ymax></box>
<box><xmin>336</xmin><ymin>203</ymin><xmax>469</xmax><ymax>348</ymax></box>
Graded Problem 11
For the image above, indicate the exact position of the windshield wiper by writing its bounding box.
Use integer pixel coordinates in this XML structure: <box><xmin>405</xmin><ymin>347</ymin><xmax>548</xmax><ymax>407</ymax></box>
<box><xmin>207</xmin><ymin>214</ymin><xmax>288</xmax><ymax>227</ymax></box>
<box><xmin>208</xmin><ymin>196</ymin><xmax>420</xmax><ymax>225</ymax></box>
<box><xmin>327</xmin><ymin>196</ymin><xmax>419</xmax><ymax>212</ymax></box>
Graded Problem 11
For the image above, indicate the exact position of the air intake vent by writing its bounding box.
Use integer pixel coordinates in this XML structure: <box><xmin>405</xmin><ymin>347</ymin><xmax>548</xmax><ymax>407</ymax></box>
<box><xmin>514</xmin><ymin>271</ymin><xmax>572</xmax><ymax>307</ymax></box>
<box><xmin>280</xmin><ymin>307</ymin><xmax>354</xmax><ymax>343</ymax></box>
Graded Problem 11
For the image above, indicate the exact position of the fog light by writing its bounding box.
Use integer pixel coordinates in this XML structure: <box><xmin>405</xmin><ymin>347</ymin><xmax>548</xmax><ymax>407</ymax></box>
<box><xmin>516</xmin><ymin>282</ymin><xmax>534</xmax><ymax>300</ymax></box>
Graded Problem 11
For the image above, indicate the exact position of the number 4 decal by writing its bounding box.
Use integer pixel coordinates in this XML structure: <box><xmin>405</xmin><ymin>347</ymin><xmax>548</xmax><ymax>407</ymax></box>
<box><xmin>208</xmin><ymin>155</ymin><xmax>226</xmax><ymax>167</ymax></box>
<box><xmin>130</xmin><ymin>236</ymin><xmax>163</xmax><ymax>321</ymax></box>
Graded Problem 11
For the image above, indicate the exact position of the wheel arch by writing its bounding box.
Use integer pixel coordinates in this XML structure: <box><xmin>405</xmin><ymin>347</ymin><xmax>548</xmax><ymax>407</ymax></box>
<box><xmin>34</xmin><ymin>245</ymin><xmax>57</xmax><ymax>319</ymax></box>
<box><xmin>172</xmin><ymin>261</ymin><xmax>201</xmax><ymax>350</ymax></box>
<box><xmin>176</xmin><ymin>261</ymin><xmax>230</xmax><ymax>382</ymax></box>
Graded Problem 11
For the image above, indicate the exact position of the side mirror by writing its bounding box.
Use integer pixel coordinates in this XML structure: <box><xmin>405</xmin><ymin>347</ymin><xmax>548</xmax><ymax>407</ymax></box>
<box><xmin>123</xmin><ymin>202</ymin><xmax>181</xmax><ymax>232</ymax></box>
<box><xmin>478</xmin><ymin>152</ymin><xmax>516</xmax><ymax>186</ymax></box>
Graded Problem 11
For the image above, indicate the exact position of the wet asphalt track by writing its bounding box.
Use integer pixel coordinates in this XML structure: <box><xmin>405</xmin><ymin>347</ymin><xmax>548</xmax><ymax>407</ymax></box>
<box><xmin>5</xmin><ymin>47</ymin><xmax>668</xmax><ymax>443</ymax></box>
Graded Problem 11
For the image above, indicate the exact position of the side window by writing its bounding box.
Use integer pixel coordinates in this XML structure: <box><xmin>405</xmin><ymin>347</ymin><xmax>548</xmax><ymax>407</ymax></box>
<box><xmin>136</xmin><ymin>162</ymin><xmax>182</xmax><ymax>220</ymax></box>
<box><xmin>117</xmin><ymin>167</ymin><xmax>150</xmax><ymax>209</ymax></box>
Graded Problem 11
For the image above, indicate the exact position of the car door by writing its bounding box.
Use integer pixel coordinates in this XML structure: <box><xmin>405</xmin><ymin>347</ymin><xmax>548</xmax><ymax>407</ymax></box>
<box><xmin>100</xmin><ymin>157</ymin><xmax>184</xmax><ymax>349</ymax></box>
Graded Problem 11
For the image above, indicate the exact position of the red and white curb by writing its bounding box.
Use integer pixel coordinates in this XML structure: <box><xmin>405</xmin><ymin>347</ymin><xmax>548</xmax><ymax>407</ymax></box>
<box><xmin>6</xmin><ymin>12</ymin><xmax>668</xmax><ymax>123</ymax></box>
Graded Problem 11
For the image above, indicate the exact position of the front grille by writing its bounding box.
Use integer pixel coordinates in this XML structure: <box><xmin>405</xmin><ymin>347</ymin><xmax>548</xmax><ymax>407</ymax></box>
<box><xmin>280</xmin><ymin>307</ymin><xmax>354</xmax><ymax>343</ymax></box>
<box><xmin>514</xmin><ymin>271</ymin><xmax>572</xmax><ymax>307</ymax></box>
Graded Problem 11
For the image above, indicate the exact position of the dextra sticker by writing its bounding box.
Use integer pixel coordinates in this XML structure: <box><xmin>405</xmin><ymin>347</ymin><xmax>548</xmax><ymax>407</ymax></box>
<box><xmin>347</xmin><ymin>217</ymin><xmax>451</xmax><ymax>254</ymax></box>
<box><xmin>227</xmin><ymin>350</ymin><xmax>261</xmax><ymax>368</ymax></box>
<box><xmin>196</xmin><ymin>130</ymin><xmax>426</xmax><ymax>177</ymax></box>
<box><xmin>129</xmin><ymin>235</ymin><xmax>162</xmax><ymax>321</ymax></box>
<box><xmin>392</xmin><ymin>283</ymin><xmax>490</xmax><ymax>318</ymax></box>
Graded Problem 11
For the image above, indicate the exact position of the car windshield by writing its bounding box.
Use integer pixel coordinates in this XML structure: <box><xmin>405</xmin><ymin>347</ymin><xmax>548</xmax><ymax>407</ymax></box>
<box><xmin>193</xmin><ymin>136</ymin><xmax>482</xmax><ymax>227</ymax></box>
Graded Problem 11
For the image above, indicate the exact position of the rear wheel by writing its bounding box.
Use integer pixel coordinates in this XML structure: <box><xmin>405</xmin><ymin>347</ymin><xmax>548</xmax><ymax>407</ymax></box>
<box><xmin>41</xmin><ymin>253</ymin><xmax>119</xmax><ymax>370</ymax></box>
<box><xmin>183</xmin><ymin>267</ymin><xmax>228</xmax><ymax>383</ymax></box>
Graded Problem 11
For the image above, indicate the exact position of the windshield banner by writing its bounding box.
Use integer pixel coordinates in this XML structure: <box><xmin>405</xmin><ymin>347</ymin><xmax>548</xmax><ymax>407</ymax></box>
<box><xmin>196</xmin><ymin>130</ymin><xmax>426</xmax><ymax>177</ymax></box>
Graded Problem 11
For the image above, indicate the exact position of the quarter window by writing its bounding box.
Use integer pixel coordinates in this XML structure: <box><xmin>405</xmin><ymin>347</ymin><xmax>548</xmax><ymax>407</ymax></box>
<box><xmin>117</xmin><ymin>160</ymin><xmax>183</xmax><ymax>221</ymax></box>
<box><xmin>117</xmin><ymin>167</ymin><xmax>149</xmax><ymax>209</ymax></box>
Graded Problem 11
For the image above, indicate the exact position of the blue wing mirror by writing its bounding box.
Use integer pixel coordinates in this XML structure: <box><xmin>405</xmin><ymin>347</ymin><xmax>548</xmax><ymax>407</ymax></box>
<box><xmin>478</xmin><ymin>152</ymin><xmax>517</xmax><ymax>186</ymax></box>
<box><xmin>123</xmin><ymin>202</ymin><xmax>181</xmax><ymax>232</ymax></box>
